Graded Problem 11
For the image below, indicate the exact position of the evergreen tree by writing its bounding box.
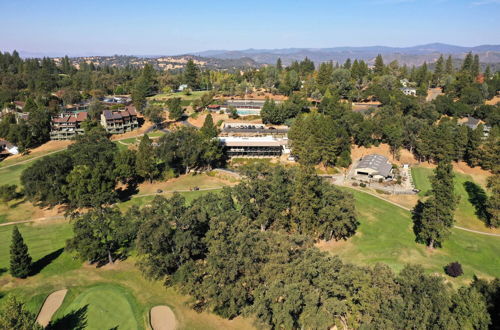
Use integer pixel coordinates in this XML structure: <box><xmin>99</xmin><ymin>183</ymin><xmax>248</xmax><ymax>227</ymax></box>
<box><xmin>9</xmin><ymin>226</ymin><xmax>32</xmax><ymax>278</ymax></box>
<box><xmin>445</xmin><ymin>55</ymin><xmax>454</xmax><ymax>75</ymax></box>
<box><xmin>413</xmin><ymin>160</ymin><xmax>457</xmax><ymax>248</ymax></box>
<box><xmin>0</xmin><ymin>295</ymin><xmax>42</xmax><ymax>330</ymax></box>
<box><xmin>276</xmin><ymin>58</ymin><xmax>283</xmax><ymax>72</ymax></box>
<box><xmin>486</xmin><ymin>174</ymin><xmax>500</xmax><ymax>228</ymax></box>
<box><xmin>374</xmin><ymin>54</ymin><xmax>385</xmax><ymax>75</ymax></box>
<box><xmin>462</xmin><ymin>52</ymin><xmax>474</xmax><ymax>73</ymax></box>
<box><xmin>167</xmin><ymin>97</ymin><xmax>184</xmax><ymax>121</ymax></box>
<box><xmin>23</xmin><ymin>98</ymin><xmax>37</xmax><ymax>113</ymax></box>
<box><xmin>343</xmin><ymin>58</ymin><xmax>352</xmax><ymax>69</ymax></box>
<box><xmin>472</xmin><ymin>54</ymin><xmax>480</xmax><ymax>78</ymax></box>
<box><xmin>184</xmin><ymin>59</ymin><xmax>199</xmax><ymax>89</ymax></box>
<box><xmin>136</xmin><ymin>134</ymin><xmax>158</xmax><ymax>183</ymax></box>
<box><xmin>484</xmin><ymin>65</ymin><xmax>491</xmax><ymax>80</ymax></box>
<box><xmin>200</xmin><ymin>113</ymin><xmax>218</xmax><ymax>138</ymax></box>
<box><xmin>432</xmin><ymin>55</ymin><xmax>444</xmax><ymax>86</ymax></box>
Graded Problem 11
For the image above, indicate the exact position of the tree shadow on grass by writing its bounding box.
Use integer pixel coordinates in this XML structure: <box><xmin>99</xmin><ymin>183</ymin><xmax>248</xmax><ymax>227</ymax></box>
<box><xmin>116</xmin><ymin>181</ymin><xmax>139</xmax><ymax>202</ymax></box>
<box><xmin>29</xmin><ymin>248</ymin><xmax>64</xmax><ymax>276</ymax></box>
<box><xmin>46</xmin><ymin>305</ymin><xmax>88</xmax><ymax>330</ymax></box>
<box><xmin>0</xmin><ymin>267</ymin><xmax>6</xmax><ymax>276</ymax></box>
<box><xmin>464</xmin><ymin>181</ymin><xmax>490</xmax><ymax>223</ymax></box>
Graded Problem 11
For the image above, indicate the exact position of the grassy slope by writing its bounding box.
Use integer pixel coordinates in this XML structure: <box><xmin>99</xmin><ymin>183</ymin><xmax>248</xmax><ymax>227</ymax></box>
<box><xmin>328</xmin><ymin>189</ymin><xmax>500</xmax><ymax>284</ymax></box>
<box><xmin>149</xmin><ymin>91</ymin><xmax>206</xmax><ymax>101</ymax></box>
<box><xmin>0</xmin><ymin>162</ymin><xmax>29</xmax><ymax>186</ymax></box>
<box><xmin>52</xmin><ymin>284</ymin><xmax>142</xmax><ymax>330</ymax></box>
<box><xmin>0</xmin><ymin>221</ymin><xmax>73</xmax><ymax>270</ymax></box>
<box><xmin>411</xmin><ymin>167</ymin><xmax>498</xmax><ymax>233</ymax></box>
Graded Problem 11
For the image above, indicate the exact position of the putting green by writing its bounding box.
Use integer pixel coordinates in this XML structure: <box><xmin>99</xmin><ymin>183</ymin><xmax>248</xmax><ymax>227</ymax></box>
<box><xmin>53</xmin><ymin>284</ymin><xmax>143</xmax><ymax>330</ymax></box>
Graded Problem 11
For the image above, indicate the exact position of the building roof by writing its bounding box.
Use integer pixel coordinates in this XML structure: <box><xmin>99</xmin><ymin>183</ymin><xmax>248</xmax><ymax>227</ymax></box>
<box><xmin>125</xmin><ymin>105</ymin><xmax>137</xmax><ymax>116</ymax></box>
<box><xmin>76</xmin><ymin>112</ymin><xmax>88</xmax><ymax>121</ymax></box>
<box><xmin>356</xmin><ymin>154</ymin><xmax>393</xmax><ymax>178</ymax></box>
<box><xmin>218</xmin><ymin>136</ymin><xmax>288</xmax><ymax>147</ymax></box>
<box><xmin>465</xmin><ymin>116</ymin><xmax>481</xmax><ymax>129</ymax></box>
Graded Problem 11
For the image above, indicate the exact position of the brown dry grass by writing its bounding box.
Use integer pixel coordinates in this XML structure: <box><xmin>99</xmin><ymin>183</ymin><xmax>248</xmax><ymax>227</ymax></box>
<box><xmin>2</xmin><ymin>140</ymin><xmax>73</xmax><ymax>164</ymax></box>
<box><xmin>110</xmin><ymin>117</ymin><xmax>154</xmax><ymax>141</ymax></box>
<box><xmin>485</xmin><ymin>95</ymin><xmax>500</xmax><ymax>105</ymax></box>
<box><xmin>351</xmin><ymin>143</ymin><xmax>418</xmax><ymax>165</ymax></box>
<box><xmin>187</xmin><ymin>112</ymin><xmax>263</xmax><ymax>128</ymax></box>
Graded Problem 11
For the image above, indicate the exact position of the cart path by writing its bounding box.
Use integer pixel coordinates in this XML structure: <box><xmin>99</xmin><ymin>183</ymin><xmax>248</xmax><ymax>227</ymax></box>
<box><xmin>150</xmin><ymin>306</ymin><xmax>177</xmax><ymax>330</ymax></box>
<box><xmin>36</xmin><ymin>289</ymin><xmax>68</xmax><ymax>327</ymax></box>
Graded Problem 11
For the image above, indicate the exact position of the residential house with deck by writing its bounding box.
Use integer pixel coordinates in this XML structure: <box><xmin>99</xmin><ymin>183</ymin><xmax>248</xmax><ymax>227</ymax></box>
<box><xmin>50</xmin><ymin>112</ymin><xmax>88</xmax><ymax>140</ymax></box>
<box><xmin>100</xmin><ymin>106</ymin><xmax>138</xmax><ymax>134</ymax></box>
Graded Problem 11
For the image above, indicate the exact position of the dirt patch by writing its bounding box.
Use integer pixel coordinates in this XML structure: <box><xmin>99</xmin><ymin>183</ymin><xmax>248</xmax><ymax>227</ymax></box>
<box><xmin>110</xmin><ymin>117</ymin><xmax>154</xmax><ymax>141</ymax></box>
<box><xmin>384</xmin><ymin>194</ymin><xmax>419</xmax><ymax>210</ymax></box>
<box><xmin>150</xmin><ymin>305</ymin><xmax>177</xmax><ymax>330</ymax></box>
<box><xmin>36</xmin><ymin>289</ymin><xmax>68</xmax><ymax>327</ymax></box>
<box><xmin>453</xmin><ymin>161</ymin><xmax>492</xmax><ymax>186</ymax></box>
<box><xmin>3</xmin><ymin>140</ymin><xmax>72</xmax><ymax>162</ymax></box>
<box><xmin>485</xmin><ymin>95</ymin><xmax>500</xmax><ymax>105</ymax></box>
<box><xmin>351</xmin><ymin>144</ymin><xmax>418</xmax><ymax>165</ymax></box>
<box><xmin>187</xmin><ymin>111</ymin><xmax>263</xmax><ymax>128</ymax></box>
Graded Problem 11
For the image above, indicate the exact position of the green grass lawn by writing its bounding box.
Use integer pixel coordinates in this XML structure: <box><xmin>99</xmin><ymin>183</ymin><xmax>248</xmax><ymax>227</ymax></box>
<box><xmin>51</xmin><ymin>284</ymin><xmax>143</xmax><ymax>330</ymax></box>
<box><xmin>329</xmin><ymin>188</ymin><xmax>500</xmax><ymax>284</ymax></box>
<box><xmin>149</xmin><ymin>90</ymin><xmax>206</xmax><ymax>101</ymax></box>
<box><xmin>0</xmin><ymin>221</ymin><xmax>76</xmax><ymax>274</ymax></box>
<box><xmin>410</xmin><ymin>166</ymin><xmax>497</xmax><ymax>232</ymax></box>
<box><xmin>0</xmin><ymin>162</ymin><xmax>30</xmax><ymax>186</ymax></box>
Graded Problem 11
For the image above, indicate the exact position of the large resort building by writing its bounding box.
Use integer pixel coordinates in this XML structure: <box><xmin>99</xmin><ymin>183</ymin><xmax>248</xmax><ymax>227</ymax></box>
<box><xmin>100</xmin><ymin>106</ymin><xmax>139</xmax><ymax>134</ymax></box>
<box><xmin>218</xmin><ymin>136</ymin><xmax>290</xmax><ymax>157</ymax></box>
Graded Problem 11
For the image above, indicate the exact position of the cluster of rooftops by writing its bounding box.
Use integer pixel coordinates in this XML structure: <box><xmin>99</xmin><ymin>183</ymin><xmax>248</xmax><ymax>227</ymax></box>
<box><xmin>49</xmin><ymin>105</ymin><xmax>138</xmax><ymax>140</ymax></box>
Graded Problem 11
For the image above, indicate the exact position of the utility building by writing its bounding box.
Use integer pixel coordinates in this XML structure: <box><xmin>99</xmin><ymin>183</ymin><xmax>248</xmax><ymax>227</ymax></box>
<box><xmin>354</xmin><ymin>154</ymin><xmax>393</xmax><ymax>180</ymax></box>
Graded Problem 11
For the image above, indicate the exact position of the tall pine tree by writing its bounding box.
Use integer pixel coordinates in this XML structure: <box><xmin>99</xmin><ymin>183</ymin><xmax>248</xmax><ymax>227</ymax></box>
<box><xmin>200</xmin><ymin>113</ymin><xmax>218</xmax><ymax>138</ymax></box>
<box><xmin>136</xmin><ymin>134</ymin><xmax>158</xmax><ymax>183</ymax></box>
<box><xmin>374</xmin><ymin>54</ymin><xmax>385</xmax><ymax>76</ymax></box>
<box><xmin>413</xmin><ymin>160</ymin><xmax>457</xmax><ymax>248</ymax></box>
<box><xmin>9</xmin><ymin>226</ymin><xmax>32</xmax><ymax>278</ymax></box>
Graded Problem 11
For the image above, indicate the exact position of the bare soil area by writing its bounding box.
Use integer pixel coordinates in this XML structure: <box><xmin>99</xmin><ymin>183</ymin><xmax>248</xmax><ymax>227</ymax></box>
<box><xmin>110</xmin><ymin>117</ymin><xmax>154</xmax><ymax>141</ymax></box>
<box><xmin>351</xmin><ymin>144</ymin><xmax>418</xmax><ymax>165</ymax></box>
<box><xmin>485</xmin><ymin>95</ymin><xmax>500</xmax><ymax>105</ymax></box>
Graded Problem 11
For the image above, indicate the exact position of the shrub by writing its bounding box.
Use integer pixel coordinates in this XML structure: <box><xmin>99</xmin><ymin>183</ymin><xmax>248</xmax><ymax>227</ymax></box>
<box><xmin>444</xmin><ymin>262</ymin><xmax>463</xmax><ymax>277</ymax></box>
<box><xmin>0</xmin><ymin>185</ymin><xmax>19</xmax><ymax>202</ymax></box>
<box><xmin>378</xmin><ymin>178</ymin><xmax>383</xmax><ymax>183</ymax></box>
<box><xmin>352</xmin><ymin>182</ymin><xmax>359</xmax><ymax>187</ymax></box>
<box><xmin>359</xmin><ymin>182</ymin><xmax>367</xmax><ymax>188</ymax></box>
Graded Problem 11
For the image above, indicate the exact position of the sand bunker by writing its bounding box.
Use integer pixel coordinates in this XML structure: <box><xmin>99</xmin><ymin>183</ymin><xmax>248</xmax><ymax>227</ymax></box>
<box><xmin>150</xmin><ymin>305</ymin><xmax>177</xmax><ymax>330</ymax></box>
<box><xmin>36</xmin><ymin>289</ymin><xmax>68</xmax><ymax>327</ymax></box>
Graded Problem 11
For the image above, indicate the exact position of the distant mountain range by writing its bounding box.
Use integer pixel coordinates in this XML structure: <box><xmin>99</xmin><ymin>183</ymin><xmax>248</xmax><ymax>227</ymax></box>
<box><xmin>12</xmin><ymin>43</ymin><xmax>500</xmax><ymax>69</ymax></box>
<box><xmin>191</xmin><ymin>43</ymin><xmax>500</xmax><ymax>66</ymax></box>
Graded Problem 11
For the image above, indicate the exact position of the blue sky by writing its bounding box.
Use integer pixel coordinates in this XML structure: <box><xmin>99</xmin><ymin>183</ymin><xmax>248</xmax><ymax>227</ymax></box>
<box><xmin>0</xmin><ymin>0</ymin><xmax>499</xmax><ymax>56</ymax></box>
